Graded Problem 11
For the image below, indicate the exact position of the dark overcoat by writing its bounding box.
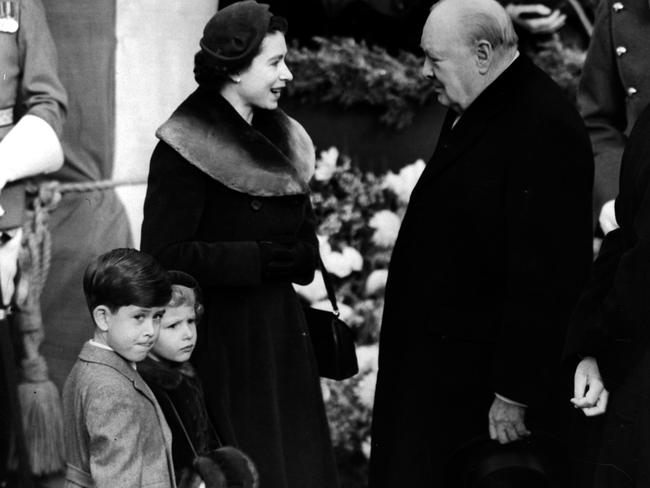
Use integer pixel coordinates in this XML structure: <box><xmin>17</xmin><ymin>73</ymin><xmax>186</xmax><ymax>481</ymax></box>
<box><xmin>565</xmin><ymin>104</ymin><xmax>650</xmax><ymax>486</ymax></box>
<box><xmin>140</xmin><ymin>89</ymin><xmax>339</xmax><ymax>488</ymax></box>
<box><xmin>577</xmin><ymin>0</ymin><xmax>650</xmax><ymax>213</ymax></box>
<box><xmin>369</xmin><ymin>55</ymin><xmax>594</xmax><ymax>487</ymax></box>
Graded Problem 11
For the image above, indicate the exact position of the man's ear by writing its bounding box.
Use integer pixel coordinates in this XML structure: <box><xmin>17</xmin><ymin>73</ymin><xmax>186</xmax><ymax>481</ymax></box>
<box><xmin>93</xmin><ymin>305</ymin><xmax>111</xmax><ymax>332</ymax></box>
<box><xmin>475</xmin><ymin>40</ymin><xmax>493</xmax><ymax>74</ymax></box>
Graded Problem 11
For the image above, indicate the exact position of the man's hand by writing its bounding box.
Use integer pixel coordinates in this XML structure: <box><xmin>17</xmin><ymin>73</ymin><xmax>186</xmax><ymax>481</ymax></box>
<box><xmin>488</xmin><ymin>395</ymin><xmax>530</xmax><ymax>444</ymax></box>
<box><xmin>599</xmin><ymin>199</ymin><xmax>618</xmax><ymax>235</ymax></box>
<box><xmin>571</xmin><ymin>356</ymin><xmax>609</xmax><ymax>416</ymax></box>
<box><xmin>505</xmin><ymin>4</ymin><xmax>566</xmax><ymax>34</ymax></box>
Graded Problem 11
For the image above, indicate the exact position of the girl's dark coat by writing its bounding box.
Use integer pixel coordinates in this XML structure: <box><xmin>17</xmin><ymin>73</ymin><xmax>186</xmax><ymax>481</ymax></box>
<box><xmin>141</xmin><ymin>88</ymin><xmax>339</xmax><ymax>488</ymax></box>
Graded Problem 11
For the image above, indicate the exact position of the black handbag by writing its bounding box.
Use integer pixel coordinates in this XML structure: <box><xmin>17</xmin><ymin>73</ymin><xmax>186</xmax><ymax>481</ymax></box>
<box><xmin>304</xmin><ymin>255</ymin><xmax>359</xmax><ymax>380</ymax></box>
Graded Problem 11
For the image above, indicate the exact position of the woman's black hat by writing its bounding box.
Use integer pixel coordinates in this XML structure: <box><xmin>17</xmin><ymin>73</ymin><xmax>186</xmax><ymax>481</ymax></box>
<box><xmin>199</xmin><ymin>0</ymin><xmax>272</xmax><ymax>68</ymax></box>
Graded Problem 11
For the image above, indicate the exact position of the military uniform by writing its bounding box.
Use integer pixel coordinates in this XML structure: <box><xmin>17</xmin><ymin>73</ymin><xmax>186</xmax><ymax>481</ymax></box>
<box><xmin>0</xmin><ymin>0</ymin><xmax>67</xmax><ymax>483</ymax></box>
<box><xmin>577</xmin><ymin>0</ymin><xmax>650</xmax><ymax>214</ymax></box>
<box><xmin>0</xmin><ymin>0</ymin><xmax>66</xmax><ymax>142</ymax></box>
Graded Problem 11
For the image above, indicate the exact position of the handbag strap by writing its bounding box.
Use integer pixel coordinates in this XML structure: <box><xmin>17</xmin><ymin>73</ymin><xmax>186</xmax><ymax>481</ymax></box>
<box><xmin>317</xmin><ymin>253</ymin><xmax>340</xmax><ymax>316</ymax></box>
<box><xmin>160</xmin><ymin>390</ymin><xmax>200</xmax><ymax>459</ymax></box>
<box><xmin>160</xmin><ymin>388</ymin><xmax>226</xmax><ymax>453</ymax></box>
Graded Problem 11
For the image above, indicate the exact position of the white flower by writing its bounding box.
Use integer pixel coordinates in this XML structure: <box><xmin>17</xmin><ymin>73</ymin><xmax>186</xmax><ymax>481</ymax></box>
<box><xmin>369</xmin><ymin>210</ymin><xmax>401</xmax><ymax>247</ymax></box>
<box><xmin>341</xmin><ymin>246</ymin><xmax>363</xmax><ymax>272</ymax></box>
<box><xmin>355</xmin><ymin>344</ymin><xmax>379</xmax><ymax>373</ymax></box>
<box><xmin>322</xmin><ymin>250</ymin><xmax>352</xmax><ymax>278</ymax></box>
<box><xmin>383</xmin><ymin>159</ymin><xmax>426</xmax><ymax>203</ymax></box>
<box><xmin>317</xmin><ymin>234</ymin><xmax>330</xmax><ymax>250</ymax></box>
<box><xmin>311</xmin><ymin>299</ymin><xmax>354</xmax><ymax>323</ymax></box>
<box><xmin>365</xmin><ymin>269</ymin><xmax>388</xmax><ymax>296</ymax></box>
<box><xmin>321</xmin><ymin>244</ymin><xmax>363</xmax><ymax>278</ymax></box>
<box><xmin>361</xmin><ymin>440</ymin><xmax>372</xmax><ymax>459</ymax></box>
<box><xmin>293</xmin><ymin>270</ymin><xmax>327</xmax><ymax>304</ymax></box>
<box><xmin>320</xmin><ymin>380</ymin><xmax>331</xmax><ymax>402</ymax></box>
<box><xmin>356</xmin><ymin>370</ymin><xmax>377</xmax><ymax>409</ymax></box>
<box><xmin>314</xmin><ymin>147</ymin><xmax>339</xmax><ymax>182</ymax></box>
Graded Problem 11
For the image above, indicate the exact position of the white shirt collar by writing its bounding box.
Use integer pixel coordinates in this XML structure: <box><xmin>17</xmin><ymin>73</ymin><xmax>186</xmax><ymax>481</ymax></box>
<box><xmin>88</xmin><ymin>340</ymin><xmax>137</xmax><ymax>370</ymax></box>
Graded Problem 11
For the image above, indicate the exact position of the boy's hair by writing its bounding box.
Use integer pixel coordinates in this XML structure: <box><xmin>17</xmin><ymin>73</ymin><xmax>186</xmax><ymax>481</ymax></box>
<box><xmin>167</xmin><ymin>270</ymin><xmax>204</xmax><ymax>321</ymax></box>
<box><xmin>83</xmin><ymin>248</ymin><xmax>172</xmax><ymax>314</ymax></box>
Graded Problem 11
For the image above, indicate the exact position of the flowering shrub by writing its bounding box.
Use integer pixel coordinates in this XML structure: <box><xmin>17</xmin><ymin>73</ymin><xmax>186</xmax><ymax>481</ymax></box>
<box><xmin>321</xmin><ymin>345</ymin><xmax>379</xmax><ymax>486</ymax></box>
<box><xmin>287</xmin><ymin>37</ymin><xmax>438</xmax><ymax>129</ymax></box>
<box><xmin>295</xmin><ymin>147</ymin><xmax>424</xmax><ymax>345</ymax></box>
<box><xmin>293</xmin><ymin>148</ymin><xmax>423</xmax><ymax>485</ymax></box>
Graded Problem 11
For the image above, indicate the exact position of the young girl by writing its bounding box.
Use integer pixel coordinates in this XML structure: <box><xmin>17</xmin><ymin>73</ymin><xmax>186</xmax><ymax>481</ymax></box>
<box><xmin>139</xmin><ymin>270</ymin><xmax>257</xmax><ymax>488</ymax></box>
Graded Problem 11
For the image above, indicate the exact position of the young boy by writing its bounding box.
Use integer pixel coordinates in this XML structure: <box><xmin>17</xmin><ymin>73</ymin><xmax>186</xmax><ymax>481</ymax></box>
<box><xmin>62</xmin><ymin>248</ymin><xmax>175</xmax><ymax>488</ymax></box>
<box><xmin>139</xmin><ymin>270</ymin><xmax>258</xmax><ymax>488</ymax></box>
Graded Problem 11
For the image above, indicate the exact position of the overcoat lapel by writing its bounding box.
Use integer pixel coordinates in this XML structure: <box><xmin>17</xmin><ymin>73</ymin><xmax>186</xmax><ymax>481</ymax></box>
<box><xmin>412</xmin><ymin>56</ymin><xmax>521</xmax><ymax>194</ymax></box>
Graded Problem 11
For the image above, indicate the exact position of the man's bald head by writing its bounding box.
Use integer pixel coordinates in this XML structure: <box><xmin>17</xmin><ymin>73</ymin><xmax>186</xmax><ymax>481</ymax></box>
<box><xmin>420</xmin><ymin>0</ymin><xmax>518</xmax><ymax>113</ymax></box>
<box><xmin>425</xmin><ymin>0</ymin><xmax>518</xmax><ymax>59</ymax></box>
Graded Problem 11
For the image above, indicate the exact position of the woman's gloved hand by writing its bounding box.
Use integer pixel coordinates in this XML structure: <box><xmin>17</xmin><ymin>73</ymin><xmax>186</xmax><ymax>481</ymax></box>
<box><xmin>258</xmin><ymin>240</ymin><xmax>314</xmax><ymax>282</ymax></box>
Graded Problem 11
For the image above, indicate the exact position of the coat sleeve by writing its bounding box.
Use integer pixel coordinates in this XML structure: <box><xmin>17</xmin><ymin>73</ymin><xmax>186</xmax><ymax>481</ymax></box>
<box><xmin>566</xmin><ymin>108</ymin><xmax>650</xmax><ymax>383</ymax></box>
<box><xmin>576</xmin><ymin>0</ymin><xmax>624</xmax><ymax>210</ymax></box>
<box><xmin>141</xmin><ymin>141</ymin><xmax>263</xmax><ymax>287</ymax></box>
<box><xmin>16</xmin><ymin>0</ymin><xmax>67</xmax><ymax>136</ymax></box>
<box><xmin>491</xmin><ymin>108</ymin><xmax>594</xmax><ymax>407</ymax></box>
<box><xmin>85</xmin><ymin>384</ymin><xmax>147</xmax><ymax>488</ymax></box>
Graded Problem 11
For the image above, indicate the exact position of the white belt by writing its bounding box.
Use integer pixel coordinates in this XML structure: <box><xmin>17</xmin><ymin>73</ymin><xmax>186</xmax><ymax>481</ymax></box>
<box><xmin>0</xmin><ymin>107</ymin><xmax>13</xmax><ymax>127</ymax></box>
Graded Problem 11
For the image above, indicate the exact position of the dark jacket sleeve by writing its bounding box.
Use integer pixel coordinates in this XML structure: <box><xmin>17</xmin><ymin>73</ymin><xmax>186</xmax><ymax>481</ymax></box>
<box><xmin>17</xmin><ymin>0</ymin><xmax>67</xmax><ymax>136</ymax></box>
<box><xmin>565</xmin><ymin>108</ymin><xmax>650</xmax><ymax>385</ymax></box>
<box><xmin>141</xmin><ymin>141</ymin><xmax>263</xmax><ymax>288</ymax></box>
<box><xmin>491</xmin><ymin>105</ymin><xmax>594</xmax><ymax>407</ymax></box>
<box><xmin>577</xmin><ymin>0</ymin><xmax>624</xmax><ymax>210</ymax></box>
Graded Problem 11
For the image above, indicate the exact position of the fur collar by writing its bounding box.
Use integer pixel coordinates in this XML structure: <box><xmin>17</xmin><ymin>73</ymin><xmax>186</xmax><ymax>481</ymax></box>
<box><xmin>138</xmin><ymin>356</ymin><xmax>196</xmax><ymax>390</ymax></box>
<box><xmin>157</xmin><ymin>88</ymin><xmax>315</xmax><ymax>196</ymax></box>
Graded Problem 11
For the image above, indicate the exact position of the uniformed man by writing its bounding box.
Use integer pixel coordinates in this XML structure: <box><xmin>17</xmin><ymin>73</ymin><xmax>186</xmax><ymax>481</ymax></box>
<box><xmin>577</xmin><ymin>0</ymin><xmax>650</xmax><ymax>235</ymax></box>
<box><xmin>0</xmin><ymin>0</ymin><xmax>67</xmax><ymax>483</ymax></box>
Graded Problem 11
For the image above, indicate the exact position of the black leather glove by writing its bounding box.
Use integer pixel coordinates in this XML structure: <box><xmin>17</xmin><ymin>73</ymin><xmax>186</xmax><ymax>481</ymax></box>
<box><xmin>258</xmin><ymin>240</ymin><xmax>313</xmax><ymax>281</ymax></box>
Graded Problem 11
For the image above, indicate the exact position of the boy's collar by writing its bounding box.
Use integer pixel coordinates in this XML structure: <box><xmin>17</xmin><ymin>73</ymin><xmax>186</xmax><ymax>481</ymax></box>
<box><xmin>88</xmin><ymin>338</ymin><xmax>113</xmax><ymax>352</ymax></box>
<box><xmin>80</xmin><ymin>341</ymin><xmax>140</xmax><ymax>375</ymax></box>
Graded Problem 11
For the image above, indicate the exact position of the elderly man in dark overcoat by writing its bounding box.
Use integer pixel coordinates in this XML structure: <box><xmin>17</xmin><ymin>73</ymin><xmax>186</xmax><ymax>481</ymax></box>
<box><xmin>368</xmin><ymin>0</ymin><xmax>594</xmax><ymax>485</ymax></box>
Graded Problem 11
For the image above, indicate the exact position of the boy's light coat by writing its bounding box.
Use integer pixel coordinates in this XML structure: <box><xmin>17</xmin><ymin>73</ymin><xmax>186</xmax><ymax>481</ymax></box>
<box><xmin>62</xmin><ymin>342</ymin><xmax>176</xmax><ymax>488</ymax></box>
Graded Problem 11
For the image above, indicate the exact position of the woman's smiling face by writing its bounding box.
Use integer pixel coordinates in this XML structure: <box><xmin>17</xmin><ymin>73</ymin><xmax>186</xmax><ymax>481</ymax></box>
<box><xmin>235</xmin><ymin>31</ymin><xmax>293</xmax><ymax>111</ymax></box>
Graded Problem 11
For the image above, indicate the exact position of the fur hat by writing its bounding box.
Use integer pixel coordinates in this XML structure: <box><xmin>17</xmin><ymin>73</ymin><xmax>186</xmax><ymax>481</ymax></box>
<box><xmin>200</xmin><ymin>1</ymin><xmax>272</xmax><ymax>68</ymax></box>
<box><xmin>194</xmin><ymin>447</ymin><xmax>259</xmax><ymax>488</ymax></box>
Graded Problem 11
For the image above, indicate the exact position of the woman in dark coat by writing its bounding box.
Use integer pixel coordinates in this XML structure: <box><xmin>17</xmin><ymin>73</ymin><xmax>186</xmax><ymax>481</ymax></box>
<box><xmin>140</xmin><ymin>2</ymin><xmax>339</xmax><ymax>488</ymax></box>
<box><xmin>567</xmin><ymin>103</ymin><xmax>650</xmax><ymax>486</ymax></box>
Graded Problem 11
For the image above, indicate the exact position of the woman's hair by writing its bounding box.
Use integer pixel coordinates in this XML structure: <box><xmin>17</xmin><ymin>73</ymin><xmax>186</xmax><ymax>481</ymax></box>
<box><xmin>167</xmin><ymin>270</ymin><xmax>204</xmax><ymax>321</ymax></box>
<box><xmin>83</xmin><ymin>248</ymin><xmax>172</xmax><ymax>313</ymax></box>
<box><xmin>194</xmin><ymin>15</ymin><xmax>288</xmax><ymax>90</ymax></box>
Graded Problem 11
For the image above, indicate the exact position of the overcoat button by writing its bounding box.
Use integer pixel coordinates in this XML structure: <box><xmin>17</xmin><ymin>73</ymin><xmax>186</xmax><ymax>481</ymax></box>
<box><xmin>612</xmin><ymin>2</ymin><xmax>624</xmax><ymax>11</ymax></box>
<box><xmin>627</xmin><ymin>86</ymin><xmax>638</xmax><ymax>97</ymax></box>
<box><xmin>615</xmin><ymin>46</ymin><xmax>627</xmax><ymax>56</ymax></box>
<box><xmin>251</xmin><ymin>199</ymin><xmax>263</xmax><ymax>211</ymax></box>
